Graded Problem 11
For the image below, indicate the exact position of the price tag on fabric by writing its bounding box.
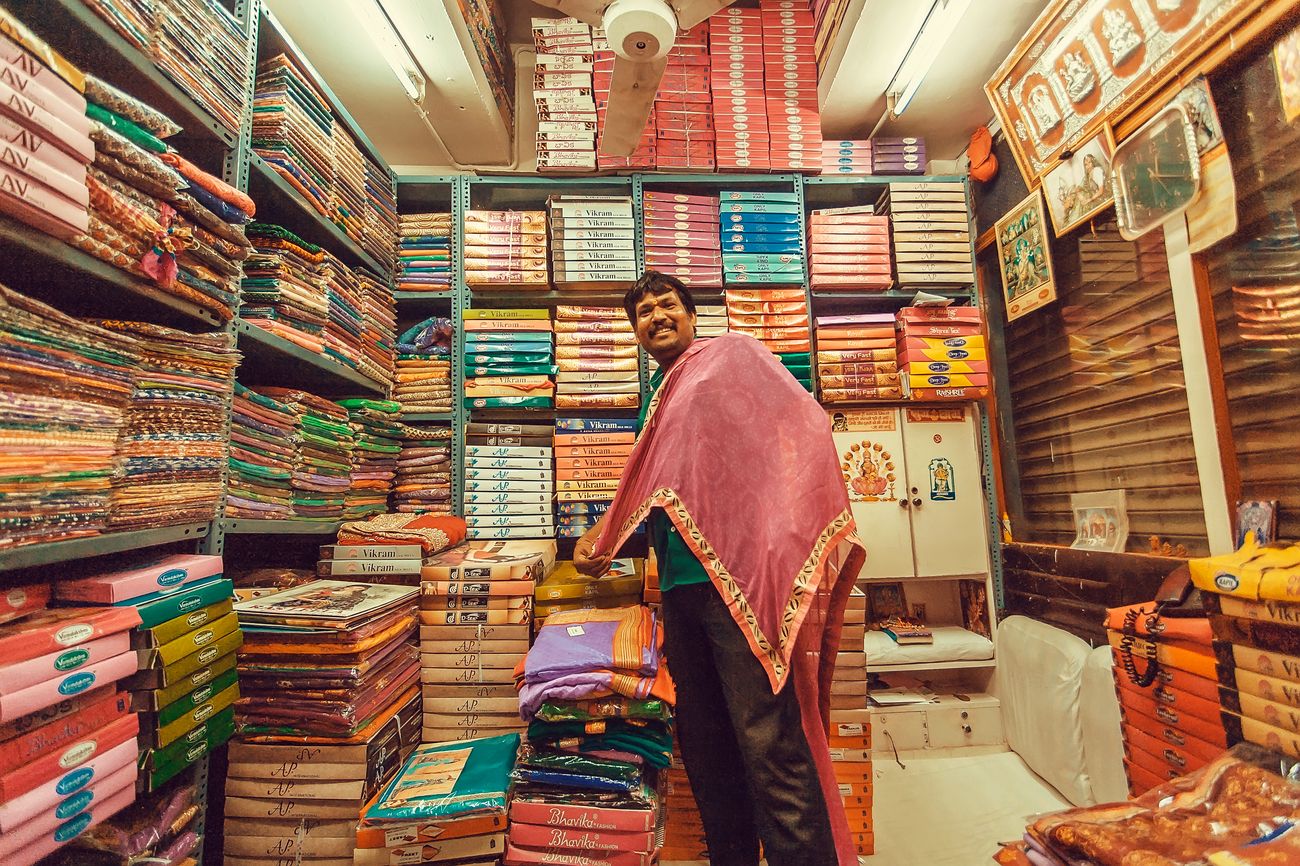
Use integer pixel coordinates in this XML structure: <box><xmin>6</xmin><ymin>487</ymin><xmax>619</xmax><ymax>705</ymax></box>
<box><xmin>567</xmin><ymin>626</ymin><xmax>585</xmax><ymax>637</ymax></box>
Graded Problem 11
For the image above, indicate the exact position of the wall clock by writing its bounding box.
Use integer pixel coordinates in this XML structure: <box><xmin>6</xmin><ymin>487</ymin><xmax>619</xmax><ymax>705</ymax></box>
<box><xmin>1110</xmin><ymin>103</ymin><xmax>1201</xmax><ymax>240</ymax></box>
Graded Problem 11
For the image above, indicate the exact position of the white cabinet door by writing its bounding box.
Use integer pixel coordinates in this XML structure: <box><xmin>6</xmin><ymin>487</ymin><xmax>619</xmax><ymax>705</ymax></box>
<box><xmin>901</xmin><ymin>405</ymin><xmax>989</xmax><ymax>577</ymax></box>
<box><xmin>829</xmin><ymin>408</ymin><xmax>915</xmax><ymax>580</ymax></box>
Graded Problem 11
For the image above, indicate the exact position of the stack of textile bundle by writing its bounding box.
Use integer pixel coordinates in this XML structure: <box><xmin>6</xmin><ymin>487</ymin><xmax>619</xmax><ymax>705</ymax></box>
<box><xmin>464</xmin><ymin>210</ymin><xmax>548</xmax><ymax>290</ymax></box>
<box><xmin>332</xmin><ymin>126</ymin><xmax>367</xmax><ymax>244</ymax></box>
<box><xmin>532</xmin><ymin>18</ymin><xmax>596</xmax><ymax>174</ymax></box>
<box><xmin>645</xmin><ymin>21</ymin><xmax>712</xmax><ymax>172</ymax></box>
<box><xmin>419</xmin><ymin>539</ymin><xmax>552</xmax><ymax>742</ymax></box>
<box><xmin>338</xmin><ymin>399</ymin><xmax>403</xmax><ymax>520</ymax></box>
<box><xmin>814</xmin><ymin>313</ymin><xmax>901</xmax><ymax>402</ymax></box>
<box><xmin>0</xmin><ymin>284</ymin><xmax>138</xmax><ymax>549</ymax></box>
<box><xmin>554</xmin><ymin>306</ymin><xmax>640</xmax><ymax>410</ymax></box>
<box><xmin>547</xmin><ymin>195</ymin><xmax>638</xmax><ymax>290</ymax></box>
<box><xmin>720</xmin><ymin>190</ymin><xmax>805</xmax><ymax>286</ymax></box>
<box><xmin>319</xmin><ymin>251</ymin><xmax>366</xmax><ymax>372</ymax></box>
<box><xmin>44</xmin><ymin>774</ymin><xmax>206</xmax><ymax>866</ymax></box>
<box><xmin>642</xmin><ymin>192</ymin><xmax>722</xmax><ymax>287</ymax></box>
<box><xmin>240</xmin><ymin>223</ymin><xmax>328</xmax><ymax>353</ymax></box>
<box><xmin>1104</xmin><ymin>587</ymin><xmax>1225</xmax><ymax>795</ymax></box>
<box><xmin>534</xmin><ymin>558</ymin><xmax>643</xmax><ymax>625</ymax></box>
<box><xmin>465</xmin><ymin>433</ymin><xmax>556</xmax><ymax>541</ymax></box>
<box><xmin>710</xmin><ymin>8</ymin><xmax>764</xmax><ymax>172</ymax></box>
<box><xmin>151</xmin><ymin>0</ymin><xmax>250</xmax><ymax>135</ymax></box>
<box><xmin>252</xmin><ymin>53</ymin><xmax>335</xmax><ymax>219</ymax></box>
<box><xmin>0</xmin><ymin>11</ymin><xmax>91</xmax><ymax>241</ymax></box>
<box><xmin>394</xmin><ymin>315</ymin><xmax>454</xmax><ymax>416</ymax></box>
<box><xmin>759</xmin><ymin>0</ymin><xmax>822</xmax><ymax>174</ymax></box>
<box><xmin>57</xmin><ymin>554</ymin><xmax>237</xmax><ymax>793</ymax></box>
<box><xmin>397</xmin><ymin>212</ymin><xmax>453</xmax><ymax>293</ymax></box>
<box><xmin>363</xmin><ymin>158</ymin><xmax>399</xmax><ymax>272</ymax></box>
<box><xmin>821</xmin><ymin>139</ymin><xmax>873</xmax><ymax>174</ymax></box>
<box><xmin>807</xmin><ymin>206</ymin><xmax>892</xmax><ymax>291</ymax></box>
<box><xmin>356</xmin><ymin>267</ymin><xmax>397</xmax><ymax>390</ymax></box>
<box><xmin>464</xmin><ymin>309</ymin><xmax>556</xmax><ymax>410</ymax></box>
<box><xmin>336</xmin><ymin>512</ymin><xmax>467</xmax><ymax>557</ymax></box>
<box><xmin>226</xmin><ymin>581</ymin><xmax>422</xmax><ymax>862</ymax></box>
<box><xmin>872</xmin><ymin>136</ymin><xmax>926</xmax><ymax>174</ymax></box>
<box><xmin>79</xmin><ymin>0</ymin><xmax>155</xmax><ymax>51</ymax></box>
<box><xmin>462</xmin><ymin>422</ymin><xmax>552</xmax><ymax>528</ymax></box>
<box><xmin>392</xmin><ymin>423</ymin><xmax>454</xmax><ymax>515</ymax></box>
<box><xmin>554</xmin><ymin>418</ymin><xmax>638</xmax><ymax>540</ymax></box>
<box><xmin>0</xmin><ymin>597</ymin><xmax>142</xmax><ymax>865</ymax></box>
<box><xmin>879</xmin><ymin>181</ymin><xmax>974</xmax><ymax>288</ymax></box>
<box><xmin>93</xmin><ymin>320</ymin><xmax>239</xmax><ymax>529</ymax></box>
<box><xmin>1191</xmin><ymin>538</ymin><xmax>1300</xmax><ymax>770</ymax></box>
<box><xmin>356</xmin><ymin>734</ymin><xmax>517</xmax><ymax>865</ymax></box>
<box><xmin>225</xmin><ymin>383</ymin><xmax>296</xmax><ymax>520</ymax></box>
<box><xmin>897</xmin><ymin>306</ymin><xmax>987</xmax><ymax>400</ymax></box>
<box><xmin>254</xmin><ymin>388</ymin><xmax>354</xmax><ymax>522</ymax></box>
<box><xmin>725</xmin><ymin>288</ymin><xmax>812</xmax><ymax>390</ymax></box>
<box><xmin>509</xmin><ymin>605</ymin><xmax>672</xmax><ymax>866</ymax></box>
<box><xmin>80</xmin><ymin>73</ymin><xmax>252</xmax><ymax>322</ymax></box>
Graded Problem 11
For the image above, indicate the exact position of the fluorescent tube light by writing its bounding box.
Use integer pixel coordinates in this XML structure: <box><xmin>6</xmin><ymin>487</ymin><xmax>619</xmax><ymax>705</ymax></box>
<box><xmin>886</xmin><ymin>0</ymin><xmax>971</xmax><ymax>116</ymax></box>
<box><xmin>358</xmin><ymin>0</ymin><xmax>426</xmax><ymax>102</ymax></box>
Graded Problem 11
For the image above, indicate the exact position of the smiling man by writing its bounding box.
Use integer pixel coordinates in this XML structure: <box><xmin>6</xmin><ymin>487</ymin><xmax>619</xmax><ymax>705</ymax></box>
<box><xmin>573</xmin><ymin>270</ymin><xmax>866</xmax><ymax>866</ymax></box>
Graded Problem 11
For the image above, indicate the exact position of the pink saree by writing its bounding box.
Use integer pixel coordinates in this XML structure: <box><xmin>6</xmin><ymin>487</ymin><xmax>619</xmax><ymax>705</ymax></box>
<box><xmin>593</xmin><ymin>332</ymin><xmax>867</xmax><ymax>864</ymax></box>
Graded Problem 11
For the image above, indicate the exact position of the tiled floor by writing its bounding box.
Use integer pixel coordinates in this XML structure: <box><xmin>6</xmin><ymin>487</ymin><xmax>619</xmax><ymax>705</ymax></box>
<box><xmin>862</xmin><ymin>751</ymin><xmax>1070</xmax><ymax>865</ymax></box>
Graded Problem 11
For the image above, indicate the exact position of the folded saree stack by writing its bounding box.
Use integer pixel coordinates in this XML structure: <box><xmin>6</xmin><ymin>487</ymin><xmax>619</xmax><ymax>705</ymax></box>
<box><xmin>554</xmin><ymin>418</ymin><xmax>638</xmax><ymax>540</ymax></box>
<box><xmin>363</xmin><ymin>158</ymin><xmax>398</xmax><ymax>272</ymax></box>
<box><xmin>355</xmin><ymin>733</ymin><xmax>518</xmax><ymax>865</ymax></box>
<box><xmin>79</xmin><ymin>70</ymin><xmax>252</xmax><ymax>322</ymax></box>
<box><xmin>0</xmin><ymin>284</ymin><xmax>138</xmax><ymax>549</ymax></box>
<box><xmin>332</xmin><ymin>123</ymin><xmax>367</xmax><ymax>244</ymax></box>
<box><xmin>419</xmin><ymin>539</ymin><xmax>553</xmax><ymax>742</ymax></box>
<box><xmin>993</xmin><ymin>745</ymin><xmax>1300</xmax><ymax>866</ymax></box>
<box><xmin>508</xmin><ymin>605</ymin><xmax>673</xmax><ymax>866</ymax></box>
<box><xmin>0</xmin><ymin>594</ymin><xmax>141</xmax><ymax>866</ymax></box>
<box><xmin>253</xmin><ymin>388</ymin><xmax>354</xmax><ymax>521</ymax></box>
<box><xmin>554</xmin><ymin>306</ymin><xmax>640</xmax><ymax>410</ymax></box>
<box><xmin>225</xmin><ymin>581</ymin><xmax>422</xmax><ymax>865</ymax></box>
<box><xmin>814</xmin><ymin>313</ymin><xmax>902</xmax><ymax>402</ymax></box>
<box><xmin>252</xmin><ymin>53</ymin><xmax>336</xmax><ymax>219</ymax></box>
<box><xmin>397</xmin><ymin>212</ymin><xmax>452</xmax><ymax>292</ymax></box>
<box><xmin>318</xmin><ymin>251</ymin><xmax>366</xmax><ymax>372</ymax></box>
<box><xmin>0</xmin><ymin>9</ymin><xmax>91</xmax><ymax>241</ymax></box>
<box><xmin>392</xmin><ymin>423</ymin><xmax>454</xmax><ymax>515</ymax></box>
<box><xmin>1191</xmin><ymin>537</ymin><xmax>1300</xmax><ymax>765</ymax></box>
<box><xmin>240</xmin><ymin>222</ymin><xmax>329</xmax><ymax>352</ymax></box>
<box><xmin>356</xmin><ymin>267</ymin><xmax>397</xmax><ymax>390</ymax></box>
<box><xmin>337</xmin><ymin>399</ymin><xmax>403</xmax><ymax>520</ymax></box>
<box><xmin>394</xmin><ymin>315</ymin><xmax>454</xmax><ymax>415</ymax></box>
<box><xmin>226</xmin><ymin>383</ymin><xmax>296</xmax><ymax>520</ymax></box>
<box><xmin>57</xmin><ymin>554</ymin><xmax>237</xmax><ymax>794</ymax></box>
<box><xmin>1105</xmin><ymin>588</ymin><xmax>1225</xmax><ymax>795</ymax></box>
<box><xmin>92</xmin><ymin>320</ymin><xmax>239</xmax><ymax>529</ymax></box>
<box><xmin>463</xmin><ymin>309</ymin><xmax>556</xmax><ymax>411</ymax></box>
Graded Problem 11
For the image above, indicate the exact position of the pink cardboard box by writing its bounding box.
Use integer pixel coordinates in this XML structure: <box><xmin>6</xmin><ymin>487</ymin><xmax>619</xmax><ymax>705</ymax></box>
<box><xmin>0</xmin><ymin>713</ymin><xmax>137</xmax><ymax>803</ymax></box>
<box><xmin>57</xmin><ymin>554</ymin><xmax>223</xmax><ymax>604</ymax></box>
<box><xmin>0</xmin><ymin>746</ymin><xmax>134</xmax><ymax>835</ymax></box>
<box><xmin>0</xmin><ymin>607</ymin><xmax>139</xmax><ymax>665</ymax></box>
<box><xmin>7</xmin><ymin>782</ymin><xmax>134</xmax><ymax>866</ymax></box>
<box><xmin>0</xmin><ymin>632</ymin><xmax>130</xmax><ymax>696</ymax></box>
<box><xmin>0</xmin><ymin>651</ymin><xmax>138</xmax><ymax>723</ymax></box>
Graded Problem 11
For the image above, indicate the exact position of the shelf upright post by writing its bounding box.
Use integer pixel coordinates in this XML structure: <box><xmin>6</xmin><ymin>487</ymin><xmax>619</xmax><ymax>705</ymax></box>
<box><xmin>631</xmin><ymin>173</ymin><xmax>650</xmax><ymax>404</ymax></box>
<box><xmin>794</xmin><ymin>174</ymin><xmax>816</xmax><ymax>401</ymax></box>
<box><xmin>452</xmin><ymin>175</ymin><xmax>468</xmax><ymax>517</ymax></box>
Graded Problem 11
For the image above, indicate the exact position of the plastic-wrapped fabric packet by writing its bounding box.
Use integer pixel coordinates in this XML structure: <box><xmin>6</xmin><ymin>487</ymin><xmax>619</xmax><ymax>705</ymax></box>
<box><xmin>84</xmin><ymin>75</ymin><xmax>182</xmax><ymax>138</ymax></box>
<box><xmin>364</xmin><ymin>733</ymin><xmax>519</xmax><ymax>822</ymax></box>
<box><xmin>535</xmin><ymin>697</ymin><xmax>670</xmax><ymax>722</ymax></box>
<box><xmin>514</xmin><ymin>743</ymin><xmax>642</xmax><ymax>783</ymax></box>
<box><xmin>510</xmin><ymin>767</ymin><xmax>640</xmax><ymax>793</ymax></box>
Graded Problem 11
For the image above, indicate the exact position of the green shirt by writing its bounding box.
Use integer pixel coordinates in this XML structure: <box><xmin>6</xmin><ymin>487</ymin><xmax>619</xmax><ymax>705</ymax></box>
<box><xmin>638</xmin><ymin>367</ymin><xmax>710</xmax><ymax>591</ymax></box>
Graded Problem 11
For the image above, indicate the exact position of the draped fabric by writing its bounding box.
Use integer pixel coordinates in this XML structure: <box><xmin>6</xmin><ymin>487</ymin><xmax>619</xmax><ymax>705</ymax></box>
<box><xmin>592</xmin><ymin>332</ymin><xmax>866</xmax><ymax>864</ymax></box>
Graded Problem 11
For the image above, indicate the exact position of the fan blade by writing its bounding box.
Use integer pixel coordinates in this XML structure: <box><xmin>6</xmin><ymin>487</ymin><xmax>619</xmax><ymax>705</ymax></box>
<box><xmin>670</xmin><ymin>0</ymin><xmax>737</xmax><ymax>30</ymax></box>
<box><xmin>600</xmin><ymin>56</ymin><xmax>667</xmax><ymax>157</ymax></box>
<box><xmin>530</xmin><ymin>0</ymin><xmax>607</xmax><ymax>28</ymax></box>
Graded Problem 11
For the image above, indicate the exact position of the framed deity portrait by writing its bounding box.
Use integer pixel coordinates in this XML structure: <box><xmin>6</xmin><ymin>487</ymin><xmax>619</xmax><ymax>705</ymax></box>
<box><xmin>1043</xmin><ymin>126</ymin><xmax>1116</xmax><ymax>235</ymax></box>
<box><xmin>995</xmin><ymin>190</ymin><xmax>1057</xmax><ymax>322</ymax></box>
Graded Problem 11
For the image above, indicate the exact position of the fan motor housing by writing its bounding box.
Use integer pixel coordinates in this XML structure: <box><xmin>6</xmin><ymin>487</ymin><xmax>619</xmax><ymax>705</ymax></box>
<box><xmin>603</xmin><ymin>0</ymin><xmax>677</xmax><ymax>61</ymax></box>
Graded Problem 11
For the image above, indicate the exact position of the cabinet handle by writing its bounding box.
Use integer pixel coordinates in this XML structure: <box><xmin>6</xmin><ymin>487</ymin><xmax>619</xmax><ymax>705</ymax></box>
<box><xmin>962</xmin><ymin>725</ymin><xmax>972</xmax><ymax>734</ymax></box>
<box><xmin>912</xmin><ymin>498</ymin><xmax>923</xmax><ymax>509</ymax></box>
<box><xmin>899</xmin><ymin>499</ymin><xmax>910</xmax><ymax>509</ymax></box>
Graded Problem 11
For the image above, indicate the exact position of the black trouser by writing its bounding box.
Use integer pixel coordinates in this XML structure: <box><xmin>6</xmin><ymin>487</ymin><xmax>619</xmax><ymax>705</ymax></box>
<box><xmin>662</xmin><ymin>582</ymin><xmax>837</xmax><ymax>866</ymax></box>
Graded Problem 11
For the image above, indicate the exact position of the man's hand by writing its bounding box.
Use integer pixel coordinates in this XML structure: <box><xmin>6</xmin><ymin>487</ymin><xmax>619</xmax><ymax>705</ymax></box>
<box><xmin>573</xmin><ymin>519</ymin><xmax>612</xmax><ymax>578</ymax></box>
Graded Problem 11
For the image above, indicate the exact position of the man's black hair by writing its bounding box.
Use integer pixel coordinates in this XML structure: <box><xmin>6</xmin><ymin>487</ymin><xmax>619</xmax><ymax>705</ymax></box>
<box><xmin>623</xmin><ymin>270</ymin><xmax>696</xmax><ymax>325</ymax></box>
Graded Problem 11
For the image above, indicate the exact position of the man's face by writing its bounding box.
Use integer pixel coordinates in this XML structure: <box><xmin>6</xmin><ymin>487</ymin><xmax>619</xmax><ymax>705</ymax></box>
<box><xmin>633</xmin><ymin>288</ymin><xmax>696</xmax><ymax>365</ymax></box>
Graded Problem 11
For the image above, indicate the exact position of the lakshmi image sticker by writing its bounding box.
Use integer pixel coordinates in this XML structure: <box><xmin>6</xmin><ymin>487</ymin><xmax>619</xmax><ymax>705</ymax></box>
<box><xmin>929</xmin><ymin>457</ymin><xmax>955</xmax><ymax>501</ymax></box>
<box><xmin>841</xmin><ymin>439</ymin><xmax>896</xmax><ymax>502</ymax></box>
<box><xmin>1274</xmin><ymin>22</ymin><xmax>1300</xmax><ymax>123</ymax></box>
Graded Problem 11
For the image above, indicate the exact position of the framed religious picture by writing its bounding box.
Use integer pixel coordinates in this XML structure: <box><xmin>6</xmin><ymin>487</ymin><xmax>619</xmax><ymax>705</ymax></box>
<box><xmin>1274</xmin><ymin>21</ymin><xmax>1300</xmax><ymax>122</ymax></box>
<box><xmin>1069</xmin><ymin>490</ymin><xmax>1128</xmax><ymax>553</ymax></box>
<box><xmin>986</xmin><ymin>0</ymin><xmax>1267</xmax><ymax>186</ymax></box>
<box><xmin>866</xmin><ymin>581</ymin><xmax>908</xmax><ymax>625</ymax></box>
<box><xmin>1043</xmin><ymin>125</ymin><xmax>1116</xmax><ymax>235</ymax></box>
<box><xmin>1111</xmin><ymin>103</ymin><xmax>1201</xmax><ymax>241</ymax></box>
<box><xmin>1174</xmin><ymin>77</ymin><xmax>1224</xmax><ymax>156</ymax></box>
<box><xmin>995</xmin><ymin>190</ymin><xmax>1057</xmax><ymax>322</ymax></box>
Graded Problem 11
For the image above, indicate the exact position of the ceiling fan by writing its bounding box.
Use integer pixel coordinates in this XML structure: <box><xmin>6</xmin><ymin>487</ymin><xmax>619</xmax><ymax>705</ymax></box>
<box><xmin>531</xmin><ymin>0</ymin><xmax>738</xmax><ymax>156</ymax></box>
